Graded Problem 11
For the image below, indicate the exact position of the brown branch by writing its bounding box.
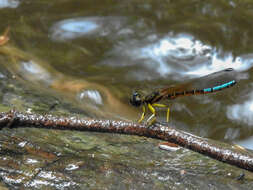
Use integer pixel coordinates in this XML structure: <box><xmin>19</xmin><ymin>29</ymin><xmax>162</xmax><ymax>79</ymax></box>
<box><xmin>0</xmin><ymin>109</ymin><xmax>253</xmax><ymax>172</ymax></box>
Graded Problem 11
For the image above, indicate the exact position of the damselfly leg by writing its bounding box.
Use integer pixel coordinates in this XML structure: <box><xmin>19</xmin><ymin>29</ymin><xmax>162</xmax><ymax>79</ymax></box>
<box><xmin>138</xmin><ymin>103</ymin><xmax>170</xmax><ymax>125</ymax></box>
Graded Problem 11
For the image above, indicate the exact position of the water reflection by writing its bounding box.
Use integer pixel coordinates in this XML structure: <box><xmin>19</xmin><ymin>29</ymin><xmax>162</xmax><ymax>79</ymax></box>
<box><xmin>0</xmin><ymin>0</ymin><xmax>19</xmax><ymax>8</ymax></box>
<box><xmin>51</xmin><ymin>18</ymin><xmax>99</xmax><ymax>40</ymax></box>
<box><xmin>227</xmin><ymin>92</ymin><xmax>253</xmax><ymax>126</ymax></box>
<box><xmin>78</xmin><ymin>90</ymin><xmax>103</xmax><ymax>105</ymax></box>
<box><xmin>105</xmin><ymin>33</ymin><xmax>253</xmax><ymax>80</ymax></box>
<box><xmin>186</xmin><ymin>53</ymin><xmax>253</xmax><ymax>76</ymax></box>
<box><xmin>137</xmin><ymin>34</ymin><xmax>211</xmax><ymax>77</ymax></box>
<box><xmin>20</xmin><ymin>61</ymin><xmax>53</xmax><ymax>85</ymax></box>
<box><xmin>50</xmin><ymin>17</ymin><xmax>127</xmax><ymax>41</ymax></box>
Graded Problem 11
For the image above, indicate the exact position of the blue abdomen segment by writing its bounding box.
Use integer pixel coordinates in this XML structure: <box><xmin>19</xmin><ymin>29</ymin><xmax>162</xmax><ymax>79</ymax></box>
<box><xmin>203</xmin><ymin>80</ymin><xmax>236</xmax><ymax>93</ymax></box>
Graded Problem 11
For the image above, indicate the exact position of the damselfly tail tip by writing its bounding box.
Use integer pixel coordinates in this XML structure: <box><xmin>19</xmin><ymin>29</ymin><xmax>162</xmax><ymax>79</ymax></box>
<box><xmin>225</xmin><ymin>68</ymin><xmax>234</xmax><ymax>72</ymax></box>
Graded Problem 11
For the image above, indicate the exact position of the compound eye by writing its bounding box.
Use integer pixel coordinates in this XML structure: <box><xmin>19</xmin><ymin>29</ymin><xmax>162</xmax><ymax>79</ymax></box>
<box><xmin>130</xmin><ymin>92</ymin><xmax>142</xmax><ymax>107</ymax></box>
<box><xmin>133</xmin><ymin>92</ymin><xmax>139</xmax><ymax>97</ymax></box>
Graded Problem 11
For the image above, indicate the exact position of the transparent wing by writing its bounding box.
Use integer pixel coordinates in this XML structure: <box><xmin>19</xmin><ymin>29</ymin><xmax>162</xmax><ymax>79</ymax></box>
<box><xmin>158</xmin><ymin>68</ymin><xmax>236</xmax><ymax>99</ymax></box>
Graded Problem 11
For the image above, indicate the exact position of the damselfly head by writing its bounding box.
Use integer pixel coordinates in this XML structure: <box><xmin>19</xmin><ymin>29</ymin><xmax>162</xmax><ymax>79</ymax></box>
<box><xmin>130</xmin><ymin>91</ymin><xmax>143</xmax><ymax>107</ymax></box>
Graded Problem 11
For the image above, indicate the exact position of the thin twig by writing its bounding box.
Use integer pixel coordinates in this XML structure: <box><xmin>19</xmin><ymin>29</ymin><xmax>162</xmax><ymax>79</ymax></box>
<box><xmin>0</xmin><ymin>109</ymin><xmax>253</xmax><ymax>172</ymax></box>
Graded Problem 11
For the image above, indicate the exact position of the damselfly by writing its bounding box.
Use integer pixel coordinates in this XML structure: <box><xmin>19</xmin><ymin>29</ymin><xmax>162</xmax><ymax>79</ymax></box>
<box><xmin>130</xmin><ymin>68</ymin><xmax>236</xmax><ymax>125</ymax></box>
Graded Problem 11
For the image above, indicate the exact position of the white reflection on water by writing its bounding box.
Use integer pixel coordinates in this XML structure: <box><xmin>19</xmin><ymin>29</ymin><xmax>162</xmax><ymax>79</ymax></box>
<box><xmin>107</xmin><ymin>33</ymin><xmax>253</xmax><ymax>79</ymax></box>
<box><xmin>141</xmin><ymin>34</ymin><xmax>208</xmax><ymax>61</ymax></box>
<box><xmin>186</xmin><ymin>53</ymin><xmax>253</xmax><ymax>77</ymax></box>
<box><xmin>227</xmin><ymin>92</ymin><xmax>253</xmax><ymax>126</ymax></box>
<box><xmin>50</xmin><ymin>17</ymin><xmax>126</xmax><ymax>41</ymax></box>
<box><xmin>0</xmin><ymin>0</ymin><xmax>19</xmax><ymax>8</ymax></box>
<box><xmin>51</xmin><ymin>18</ymin><xmax>99</xmax><ymax>40</ymax></box>
<box><xmin>50</xmin><ymin>16</ymin><xmax>253</xmax><ymax>80</ymax></box>
<box><xmin>138</xmin><ymin>34</ymin><xmax>211</xmax><ymax>76</ymax></box>
<box><xmin>21</xmin><ymin>60</ymin><xmax>52</xmax><ymax>85</ymax></box>
<box><xmin>137</xmin><ymin>33</ymin><xmax>253</xmax><ymax>77</ymax></box>
<box><xmin>104</xmin><ymin>33</ymin><xmax>212</xmax><ymax>78</ymax></box>
<box><xmin>78</xmin><ymin>90</ymin><xmax>103</xmax><ymax>105</ymax></box>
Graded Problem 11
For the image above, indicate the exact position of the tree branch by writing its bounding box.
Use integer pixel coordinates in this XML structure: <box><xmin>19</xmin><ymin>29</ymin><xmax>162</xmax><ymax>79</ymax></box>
<box><xmin>0</xmin><ymin>109</ymin><xmax>252</xmax><ymax>172</ymax></box>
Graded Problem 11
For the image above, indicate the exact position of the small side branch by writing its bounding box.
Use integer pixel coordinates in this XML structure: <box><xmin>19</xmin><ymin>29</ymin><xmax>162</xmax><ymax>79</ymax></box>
<box><xmin>0</xmin><ymin>109</ymin><xmax>252</xmax><ymax>172</ymax></box>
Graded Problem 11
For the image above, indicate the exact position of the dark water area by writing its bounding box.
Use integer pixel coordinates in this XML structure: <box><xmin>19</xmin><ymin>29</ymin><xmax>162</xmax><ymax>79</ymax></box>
<box><xmin>0</xmin><ymin>0</ymin><xmax>252</xmax><ymax>189</ymax></box>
